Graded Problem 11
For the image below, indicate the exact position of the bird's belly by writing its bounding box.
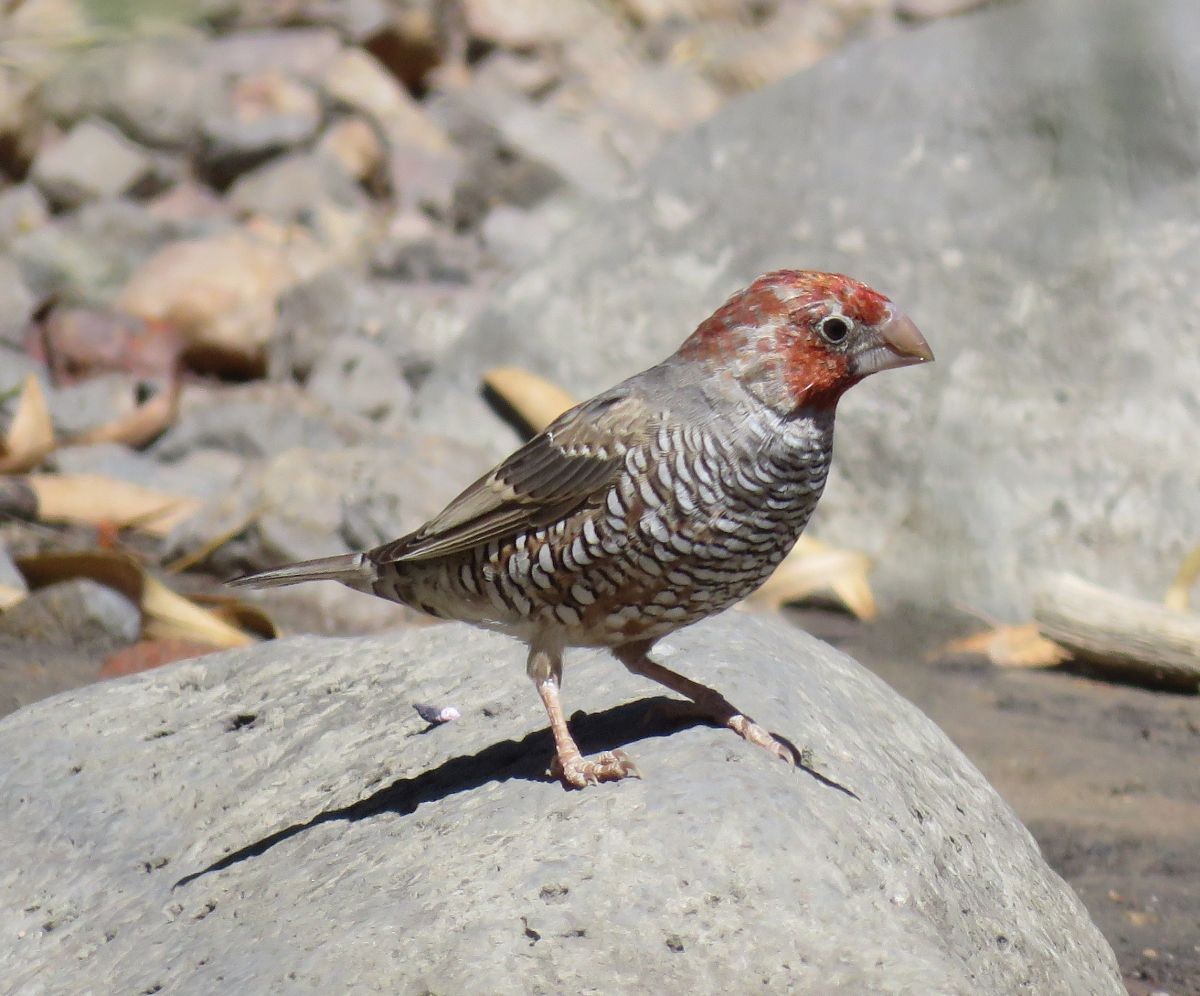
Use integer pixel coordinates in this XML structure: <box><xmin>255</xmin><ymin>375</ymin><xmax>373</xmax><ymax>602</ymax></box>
<box><xmin>570</xmin><ymin>523</ymin><xmax>798</xmax><ymax>646</ymax></box>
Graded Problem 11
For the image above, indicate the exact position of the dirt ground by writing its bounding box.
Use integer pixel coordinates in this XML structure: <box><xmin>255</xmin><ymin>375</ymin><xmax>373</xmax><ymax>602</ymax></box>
<box><xmin>788</xmin><ymin>607</ymin><xmax>1200</xmax><ymax>996</ymax></box>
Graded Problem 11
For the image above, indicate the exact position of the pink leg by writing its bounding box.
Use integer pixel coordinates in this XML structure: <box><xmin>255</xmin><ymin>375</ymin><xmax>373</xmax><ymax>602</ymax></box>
<box><xmin>528</xmin><ymin>643</ymin><xmax>639</xmax><ymax>789</ymax></box>
<box><xmin>615</xmin><ymin>642</ymin><xmax>800</xmax><ymax>767</ymax></box>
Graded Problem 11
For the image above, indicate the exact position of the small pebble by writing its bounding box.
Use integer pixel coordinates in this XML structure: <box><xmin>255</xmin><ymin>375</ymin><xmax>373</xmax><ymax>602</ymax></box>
<box><xmin>413</xmin><ymin>703</ymin><xmax>461</xmax><ymax>725</ymax></box>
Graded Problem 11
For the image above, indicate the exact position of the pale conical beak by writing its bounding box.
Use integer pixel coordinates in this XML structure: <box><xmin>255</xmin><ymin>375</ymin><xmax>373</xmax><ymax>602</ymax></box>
<box><xmin>852</xmin><ymin>313</ymin><xmax>934</xmax><ymax>376</ymax></box>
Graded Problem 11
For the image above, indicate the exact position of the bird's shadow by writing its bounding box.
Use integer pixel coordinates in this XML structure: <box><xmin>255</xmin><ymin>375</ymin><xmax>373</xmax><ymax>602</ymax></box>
<box><xmin>173</xmin><ymin>696</ymin><xmax>854</xmax><ymax>889</ymax></box>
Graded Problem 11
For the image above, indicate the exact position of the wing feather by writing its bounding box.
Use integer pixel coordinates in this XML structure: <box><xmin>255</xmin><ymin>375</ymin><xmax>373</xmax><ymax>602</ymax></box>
<box><xmin>371</xmin><ymin>389</ymin><xmax>651</xmax><ymax>563</ymax></box>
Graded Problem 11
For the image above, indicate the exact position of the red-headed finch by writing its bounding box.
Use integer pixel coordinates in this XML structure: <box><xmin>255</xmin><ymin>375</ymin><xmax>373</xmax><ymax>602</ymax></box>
<box><xmin>231</xmin><ymin>270</ymin><xmax>933</xmax><ymax>788</ymax></box>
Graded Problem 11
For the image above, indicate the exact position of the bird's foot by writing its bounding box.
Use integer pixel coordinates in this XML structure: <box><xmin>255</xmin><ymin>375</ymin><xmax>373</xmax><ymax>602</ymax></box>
<box><xmin>642</xmin><ymin>698</ymin><xmax>806</xmax><ymax>768</ymax></box>
<box><xmin>727</xmin><ymin>714</ymin><xmax>807</xmax><ymax>767</ymax></box>
<box><xmin>550</xmin><ymin>748</ymin><xmax>640</xmax><ymax>790</ymax></box>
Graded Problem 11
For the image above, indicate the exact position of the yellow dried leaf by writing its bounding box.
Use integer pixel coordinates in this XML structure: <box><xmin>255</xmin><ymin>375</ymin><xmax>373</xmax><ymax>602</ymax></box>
<box><xmin>68</xmin><ymin>376</ymin><xmax>181</xmax><ymax>449</ymax></box>
<box><xmin>15</xmin><ymin>549</ymin><xmax>267</xmax><ymax>648</ymax></box>
<box><xmin>141</xmin><ymin>575</ymin><xmax>256</xmax><ymax>647</ymax></box>
<box><xmin>1165</xmin><ymin>544</ymin><xmax>1200</xmax><ymax>612</ymax></box>
<box><xmin>0</xmin><ymin>375</ymin><xmax>56</xmax><ymax>473</ymax></box>
<box><xmin>938</xmin><ymin>623</ymin><xmax>1070</xmax><ymax>669</ymax></box>
<box><xmin>21</xmin><ymin>474</ymin><xmax>201</xmax><ymax>537</ymax></box>
<box><xmin>742</xmin><ymin>535</ymin><xmax>877</xmax><ymax>620</ymax></box>
<box><xmin>483</xmin><ymin>367</ymin><xmax>576</xmax><ymax>434</ymax></box>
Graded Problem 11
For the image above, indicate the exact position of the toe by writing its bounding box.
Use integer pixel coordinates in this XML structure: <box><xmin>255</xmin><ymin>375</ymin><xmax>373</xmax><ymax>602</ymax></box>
<box><xmin>728</xmin><ymin>715</ymin><xmax>803</xmax><ymax>766</ymax></box>
<box><xmin>550</xmin><ymin>749</ymin><xmax>641</xmax><ymax>789</ymax></box>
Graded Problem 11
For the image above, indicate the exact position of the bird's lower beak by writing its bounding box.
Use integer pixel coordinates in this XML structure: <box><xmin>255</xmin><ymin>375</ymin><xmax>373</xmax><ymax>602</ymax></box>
<box><xmin>852</xmin><ymin>313</ymin><xmax>934</xmax><ymax>376</ymax></box>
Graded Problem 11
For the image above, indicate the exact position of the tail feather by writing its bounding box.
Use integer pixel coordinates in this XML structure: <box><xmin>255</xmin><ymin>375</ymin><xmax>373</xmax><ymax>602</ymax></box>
<box><xmin>227</xmin><ymin>552</ymin><xmax>374</xmax><ymax>591</ymax></box>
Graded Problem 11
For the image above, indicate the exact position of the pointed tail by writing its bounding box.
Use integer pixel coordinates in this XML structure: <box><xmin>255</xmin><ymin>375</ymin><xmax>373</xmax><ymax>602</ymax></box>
<box><xmin>227</xmin><ymin>552</ymin><xmax>375</xmax><ymax>591</ymax></box>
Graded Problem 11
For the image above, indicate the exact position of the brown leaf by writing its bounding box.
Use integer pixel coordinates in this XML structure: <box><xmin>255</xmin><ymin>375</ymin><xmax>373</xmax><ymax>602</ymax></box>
<box><xmin>12</xmin><ymin>474</ymin><xmax>201</xmax><ymax>537</ymax></box>
<box><xmin>741</xmin><ymin>536</ymin><xmax>877</xmax><ymax>620</ymax></box>
<box><xmin>483</xmin><ymin>367</ymin><xmax>577</xmax><ymax>434</ymax></box>
<box><xmin>1165</xmin><ymin>544</ymin><xmax>1200</xmax><ymax>612</ymax></box>
<box><xmin>0</xmin><ymin>375</ymin><xmax>56</xmax><ymax>473</ymax></box>
<box><xmin>189</xmin><ymin>593</ymin><xmax>279</xmax><ymax>640</ymax></box>
<box><xmin>937</xmin><ymin>623</ymin><xmax>1071</xmax><ymax>669</ymax></box>
<box><xmin>17</xmin><ymin>549</ymin><xmax>144</xmax><ymax>605</ymax></box>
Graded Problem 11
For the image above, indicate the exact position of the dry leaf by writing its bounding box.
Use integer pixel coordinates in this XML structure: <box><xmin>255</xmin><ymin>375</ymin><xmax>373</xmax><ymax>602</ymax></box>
<box><xmin>190</xmin><ymin>593</ymin><xmax>279</xmax><ymax>640</ymax></box>
<box><xmin>141</xmin><ymin>575</ymin><xmax>256</xmax><ymax>647</ymax></box>
<box><xmin>0</xmin><ymin>372</ymin><xmax>180</xmax><ymax>477</ymax></box>
<box><xmin>17</xmin><ymin>549</ymin><xmax>143</xmax><ymax>604</ymax></box>
<box><xmin>9</xmin><ymin>474</ymin><xmax>202</xmax><ymax>537</ymax></box>
<box><xmin>0</xmin><ymin>375</ymin><xmax>56</xmax><ymax>473</ymax></box>
<box><xmin>483</xmin><ymin>367</ymin><xmax>577</xmax><ymax>434</ymax></box>
<box><xmin>1165</xmin><ymin>544</ymin><xmax>1200</xmax><ymax>612</ymax></box>
<box><xmin>68</xmin><ymin>375</ymin><xmax>181</xmax><ymax>449</ymax></box>
<box><xmin>741</xmin><ymin>536</ymin><xmax>877</xmax><ymax>620</ymax></box>
<box><xmin>15</xmin><ymin>549</ymin><xmax>266</xmax><ymax>649</ymax></box>
<box><xmin>937</xmin><ymin>623</ymin><xmax>1071</xmax><ymax>669</ymax></box>
<box><xmin>482</xmin><ymin>367</ymin><xmax>880</xmax><ymax>620</ymax></box>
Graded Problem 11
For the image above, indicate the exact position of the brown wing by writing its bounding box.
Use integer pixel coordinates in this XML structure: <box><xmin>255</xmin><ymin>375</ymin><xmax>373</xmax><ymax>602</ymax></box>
<box><xmin>372</xmin><ymin>389</ymin><xmax>653</xmax><ymax>563</ymax></box>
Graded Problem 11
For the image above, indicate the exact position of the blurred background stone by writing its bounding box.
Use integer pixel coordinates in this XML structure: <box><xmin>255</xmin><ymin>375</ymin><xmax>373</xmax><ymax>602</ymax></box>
<box><xmin>303</xmin><ymin>335</ymin><xmax>412</xmax><ymax>422</ymax></box>
<box><xmin>30</xmin><ymin>118</ymin><xmax>154</xmax><ymax>209</ymax></box>
<box><xmin>151</xmin><ymin>381</ymin><xmax>378</xmax><ymax>461</ymax></box>
<box><xmin>0</xmin><ymin>185</ymin><xmax>49</xmax><ymax>247</ymax></box>
<box><xmin>0</xmin><ymin>256</ymin><xmax>38</xmax><ymax>349</ymax></box>
<box><xmin>118</xmin><ymin>230</ymin><xmax>293</xmax><ymax>375</ymax></box>
<box><xmin>200</xmin><ymin>70</ymin><xmax>324</xmax><ymax>183</ymax></box>
<box><xmin>0</xmin><ymin>578</ymin><xmax>140</xmax><ymax>649</ymax></box>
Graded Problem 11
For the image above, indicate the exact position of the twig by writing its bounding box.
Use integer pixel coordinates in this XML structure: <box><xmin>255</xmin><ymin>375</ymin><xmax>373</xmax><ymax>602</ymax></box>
<box><xmin>1033</xmin><ymin>572</ymin><xmax>1200</xmax><ymax>691</ymax></box>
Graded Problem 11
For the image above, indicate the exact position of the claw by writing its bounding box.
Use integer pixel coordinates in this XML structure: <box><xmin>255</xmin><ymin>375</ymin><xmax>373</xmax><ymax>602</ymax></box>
<box><xmin>726</xmin><ymin>714</ymin><xmax>805</xmax><ymax>767</ymax></box>
<box><xmin>550</xmin><ymin>748</ymin><xmax>641</xmax><ymax>790</ymax></box>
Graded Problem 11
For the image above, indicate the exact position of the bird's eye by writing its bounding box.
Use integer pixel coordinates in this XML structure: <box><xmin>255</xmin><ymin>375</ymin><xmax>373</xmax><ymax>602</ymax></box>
<box><xmin>818</xmin><ymin>315</ymin><xmax>851</xmax><ymax>344</ymax></box>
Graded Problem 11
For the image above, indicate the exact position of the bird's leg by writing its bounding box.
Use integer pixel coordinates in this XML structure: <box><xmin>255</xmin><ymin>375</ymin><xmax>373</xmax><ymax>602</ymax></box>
<box><xmin>615</xmin><ymin>641</ymin><xmax>800</xmax><ymax>767</ymax></box>
<box><xmin>527</xmin><ymin>642</ymin><xmax>639</xmax><ymax>789</ymax></box>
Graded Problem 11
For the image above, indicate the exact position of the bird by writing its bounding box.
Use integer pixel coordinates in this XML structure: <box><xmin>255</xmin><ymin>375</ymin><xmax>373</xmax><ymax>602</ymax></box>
<box><xmin>229</xmin><ymin>270</ymin><xmax>933</xmax><ymax>788</ymax></box>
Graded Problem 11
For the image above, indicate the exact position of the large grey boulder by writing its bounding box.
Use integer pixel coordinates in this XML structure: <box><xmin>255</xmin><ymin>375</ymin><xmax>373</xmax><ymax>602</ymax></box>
<box><xmin>0</xmin><ymin>612</ymin><xmax>1120</xmax><ymax>993</ymax></box>
<box><xmin>415</xmin><ymin>0</ymin><xmax>1200</xmax><ymax>618</ymax></box>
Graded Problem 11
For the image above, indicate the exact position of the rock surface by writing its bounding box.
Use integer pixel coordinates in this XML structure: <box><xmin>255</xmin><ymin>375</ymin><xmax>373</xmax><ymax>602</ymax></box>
<box><xmin>0</xmin><ymin>612</ymin><xmax>1121</xmax><ymax>994</ymax></box>
<box><xmin>415</xmin><ymin>0</ymin><xmax>1200</xmax><ymax>619</ymax></box>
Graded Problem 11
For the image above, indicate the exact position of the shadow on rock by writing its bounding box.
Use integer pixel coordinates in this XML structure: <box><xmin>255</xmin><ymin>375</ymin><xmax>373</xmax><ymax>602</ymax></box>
<box><xmin>174</xmin><ymin>694</ymin><xmax>856</xmax><ymax>888</ymax></box>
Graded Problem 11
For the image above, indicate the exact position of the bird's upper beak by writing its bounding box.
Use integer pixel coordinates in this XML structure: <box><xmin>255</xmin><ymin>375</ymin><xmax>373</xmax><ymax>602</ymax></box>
<box><xmin>852</xmin><ymin>312</ymin><xmax>934</xmax><ymax>376</ymax></box>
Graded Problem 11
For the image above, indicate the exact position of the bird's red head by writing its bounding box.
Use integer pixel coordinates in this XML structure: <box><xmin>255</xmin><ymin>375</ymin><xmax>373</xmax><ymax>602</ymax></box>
<box><xmin>678</xmin><ymin>270</ymin><xmax>932</xmax><ymax>413</ymax></box>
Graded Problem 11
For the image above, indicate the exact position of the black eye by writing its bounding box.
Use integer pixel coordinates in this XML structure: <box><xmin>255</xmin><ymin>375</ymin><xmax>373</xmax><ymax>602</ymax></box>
<box><xmin>818</xmin><ymin>315</ymin><xmax>850</xmax><ymax>344</ymax></box>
